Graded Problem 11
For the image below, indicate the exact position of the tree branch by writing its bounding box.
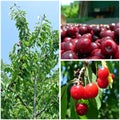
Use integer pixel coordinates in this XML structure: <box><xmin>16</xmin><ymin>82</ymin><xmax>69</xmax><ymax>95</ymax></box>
<box><xmin>17</xmin><ymin>95</ymin><xmax>30</xmax><ymax>111</ymax></box>
<box><xmin>36</xmin><ymin>107</ymin><xmax>46</xmax><ymax>117</ymax></box>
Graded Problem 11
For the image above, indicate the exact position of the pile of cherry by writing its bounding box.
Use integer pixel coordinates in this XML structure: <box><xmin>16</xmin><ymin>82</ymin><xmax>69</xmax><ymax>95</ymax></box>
<box><xmin>70</xmin><ymin>67</ymin><xmax>115</xmax><ymax>116</ymax></box>
<box><xmin>61</xmin><ymin>23</ymin><xmax>119</xmax><ymax>59</ymax></box>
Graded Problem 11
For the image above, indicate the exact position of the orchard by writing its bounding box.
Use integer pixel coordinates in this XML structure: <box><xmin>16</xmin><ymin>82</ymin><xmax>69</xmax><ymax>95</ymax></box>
<box><xmin>61</xmin><ymin>23</ymin><xmax>119</xmax><ymax>59</ymax></box>
<box><xmin>61</xmin><ymin>61</ymin><xmax>119</xmax><ymax>119</ymax></box>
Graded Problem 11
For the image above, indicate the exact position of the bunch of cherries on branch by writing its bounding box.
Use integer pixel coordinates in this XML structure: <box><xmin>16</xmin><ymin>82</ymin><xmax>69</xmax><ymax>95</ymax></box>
<box><xmin>70</xmin><ymin>63</ymin><xmax>115</xmax><ymax>116</ymax></box>
<box><xmin>61</xmin><ymin>23</ymin><xmax>119</xmax><ymax>59</ymax></box>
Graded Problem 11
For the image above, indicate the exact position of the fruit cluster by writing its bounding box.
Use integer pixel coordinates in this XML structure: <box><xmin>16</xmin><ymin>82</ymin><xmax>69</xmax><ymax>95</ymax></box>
<box><xmin>97</xmin><ymin>67</ymin><xmax>115</xmax><ymax>88</ymax></box>
<box><xmin>70</xmin><ymin>65</ymin><xmax>115</xmax><ymax>116</ymax></box>
<box><xmin>70</xmin><ymin>83</ymin><xmax>98</xmax><ymax>116</ymax></box>
<box><xmin>61</xmin><ymin>23</ymin><xmax>119</xmax><ymax>59</ymax></box>
<box><xmin>70</xmin><ymin>83</ymin><xmax>98</xmax><ymax>100</ymax></box>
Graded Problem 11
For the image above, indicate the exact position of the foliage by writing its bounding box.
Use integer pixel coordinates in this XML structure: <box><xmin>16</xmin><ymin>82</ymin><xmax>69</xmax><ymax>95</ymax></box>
<box><xmin>1</xmin><ymin>4</ymin><xmax>59</xmax><ymax>119</ymax></box>
<box><xmin>61</xmin><ymin>61</ymin><xmax>119</xmax><ymax>119</ymax></box>
<box><xmin>61</xmin><ymin>1</ymin><xmax>79</xmax><ymax>18</ymax></box>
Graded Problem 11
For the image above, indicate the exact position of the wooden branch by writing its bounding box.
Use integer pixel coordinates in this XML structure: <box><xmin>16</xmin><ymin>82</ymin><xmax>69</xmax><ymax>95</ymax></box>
<box><xmin>35</xmin><ymin>102</ymin><xmax>55</xmax><ymax>117</ymax></box>
<box><xmin>17</xmin><ymin>95</ymin><xmax>30</xmax><ymax>111</ymax></box>
<box><xmin>36</xmin><ymin>107</ymin><xmax>46</xmax><ymax>117</ymax></box>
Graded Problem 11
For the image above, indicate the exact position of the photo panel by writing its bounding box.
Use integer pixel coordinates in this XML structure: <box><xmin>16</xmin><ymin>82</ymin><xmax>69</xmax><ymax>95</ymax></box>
<box><xmin>61</xmin><ymin>1</ymin><xmax>119</xmax><ymax>59</ymax></box>
<box><xmin>61</xmin><ymin>61</ymin><xmax>119</xmax><ymax>119</ymax></box>
<box><xmin>1</xmin><ymin>1</ymin><xmax>59</xmax><ymax>119</ymax></box>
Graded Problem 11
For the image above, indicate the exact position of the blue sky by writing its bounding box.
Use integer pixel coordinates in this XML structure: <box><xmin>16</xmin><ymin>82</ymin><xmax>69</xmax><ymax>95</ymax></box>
<box><xmin>1</xmin><ymin>1</ymin><xmax>59</xmax><ymax>64</ymax></box>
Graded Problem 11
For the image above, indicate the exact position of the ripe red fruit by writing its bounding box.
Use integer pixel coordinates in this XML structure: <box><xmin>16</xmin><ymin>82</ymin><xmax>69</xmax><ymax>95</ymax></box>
<box><xmin>61</xmin><ymin>29</ymin><xmax>67</xmax><ymax>39</ymax></box>
<box><xmin>64</xmin><ymin>37</ymin><xmax>72</xmax><ymax>42</ymax></box>
<box><xmin>75</xmin><ymin>33</ymin><xmax>81</xmax><ymax>39</ymax></box>
<box><xmin>110</xmin><ymin>73</ymin><xmax>115</xmax><ymax>80</ymax></box>
<box><xmin>76</xmin><ymin>37</ymin><xmax>91</xmax><ymax>54</ymax></box>
<box><xmin>61</xmin><ymin>50</ymin><xmax>78</xmax><ymax>59</ymax></box>
<box><xmin>70</xmin><ymin>85</ymin><xmax>84</xmax><ymax>100</ymax></box>
<box><xmin>97</xmin><ymin>67</ymin><xmax>109</xmax><ymax>79</ymax></box>
<box><xmin>90</xmin><ymin>42</ymin><xmax>99</xmax><ymax>52</ymax></box>
<box><xmin>67</xmin><ymin>26</ymin><xmax>79</xmax><ymax>37</ymax></box>
<box><xmin>61</xmin><ymin>42</ymin><xmax>65</xmax><ymax>50</ymax></box>
<box><xmin>82</xmin><ymin>33</ymin><xmax>92</xmax><ymax>40</ymax></box>
<box><xmin>64</xmin><ymin>41</ymin><xmax>75</xmax><ymax>51</ymax></box>
<box><xmin>76</xmin><ymin>103</ymin><xmax>88</xmax><ymax>116</ymax></box>
<box><xmin>85</xmin><ymin>83</ymin><xmax>98</xmax><ymax>98</ymax></box>
<box><xmin>83</xmin><ymin>87</ymin><xmax>89</xmax><ymax>99</ymax></box>
<box><xmin>92</xmin><ymin>26</ymin><xmax>101</xmax><ymax>35</ymax></box>
<box><xmin>97</xmin><ymin>78</ymin><xmax>108</xmax><ymax>88</ymax></box>
<box><xmin>114</xmin><ymin>28</ymin><xmax>119</xmax><ymax>41</ymax></box>
<box><xmin>100</xmin><ymin>30</ymin><xmax>115</xmax><ymax>39</ymax></box>
<box><xmin>79</xmin><ymin>26</ymin><xmax>88</xmax><ymax>35</ymax></box>
<box><xmin>101</xmin><ymin>39</ymin><xmax>118</xmax><ymax>56</ymax></box>
<box><xmin>109</xmin><ymin>23</ymin><xmax>116</xmax><ymax>31</ymax></box>
<box><xmin>90</xmin><ymin>49</ymin><xmax>105</xmax><ymax>59</ymax></box>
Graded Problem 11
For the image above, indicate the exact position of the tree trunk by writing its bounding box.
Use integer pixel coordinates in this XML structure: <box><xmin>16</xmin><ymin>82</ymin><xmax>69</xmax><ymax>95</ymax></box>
<box><xmin>78</xmin><ymin>1</ymin><xmax>89</xmax><ymax>18</ymax></box>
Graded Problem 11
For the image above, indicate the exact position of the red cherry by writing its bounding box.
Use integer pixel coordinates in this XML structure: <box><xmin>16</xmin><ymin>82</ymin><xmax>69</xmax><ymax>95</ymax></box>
<box><xmin>67</xmin><ymin>26</ymin><xmax>79</xmax><ymax>37</ymax></box>
<box><xmin>61</xmin><ymin>50</ymin><xmax>78</xmax><ymax>59</ymax></box>
<box><xmin>85</xmin><ymin>83</ymin><xmax>98</xmax><ymax>98</ymax></box>
<box><xmin>110</xmin><ymin>73</ymin><xmax>115</xmax><ymax>80</ymax></box>
<box><xmin>76</xmin><ymin>37</ymin><xmax>91</xmax><ymax>54</ymax></box>
<box><xmin>97</xmin><ymin>67</ymin><xmax>109</xmax><ymax>79</ymax></box>
<box><xmin>92</xmin><ymin>25</ymin><xmax>101</xmax><ymax>35</ymax></box>
<box><xmin>90</xmin><ymin>49</ymin><xmax>105</xmax><ymax>59</ymax></box>
<box><xmin>100</xmin><ymin>30</ymin><xmax>115</xmax><ymax>39</ymax></box>
<box><xmin>61</xmin><ymin>42</ymin><xmax>65</xmax><ymax>50</ymax></box>
<box><xmin>101</xmin><ymin>39</ymin><xmax>118</xmax><ymax>56</ymax></box>
<box><xmin>114</xmin><ymin>28</ymin><xmax>119</xmax><ymax>39</ymax></box>
<box><xmin>64</xmin><ymin>37</ymin><xmax>72</xmax><ymax>42</ymax></box>
<box><xmin>82</xmin><ymin>33</ymin><xmax>92</xmax><ymax>40</ymax></box>
<box><xmin>70</xmin><ymin>85</ymin><xmax>84</xmax><ymax>100</ymax></box>
<box><xmin>83</xmin><ymin>87</ymin><xmax>89</xmax><ymax>99</ymax></box>
<box><xmin>114</xmin><ymin>46</ymin><xmax>119</xmax><ymax>59</ymax></box>
<box><xmin>64</xmin><ymin>41</ymin><xmax>75</xmax><ymax>51</ymax></box>
<box><xmin>61</xmin><ymin>29</ymin><xmax>67</xmax><ymax>39</ymax></box>
<box><xmin>75</xmin><ymin>33</ymin><xmax>81</xmax><ymax>39</ymax></box>
<box><xmin>109</xmin><ymin>23</ymin><xmax>116</xmax><ymax>31</ymax></box>
<box><xmin>97</xmin><ymin>78</ymin><xmax>108</xmax><ymax>88</ymax></box>
<box><xmin>79</xmin><ymin>26</ymin><xmax>88</xmax><ymax>35</ymax></box>
<box><xmin>70</xmin><ymin>38</ymin><xmax>79</xmax><ymax>52</ymax></box>
<box><xmin>90</xmin><ymin>42</ymin><xmax>99</xmax><ymax>52</ymax></box>
<box><xmin>76</xmin><ymin>103</ymin><xmax>88</xmax><ymax>116</ymax></box>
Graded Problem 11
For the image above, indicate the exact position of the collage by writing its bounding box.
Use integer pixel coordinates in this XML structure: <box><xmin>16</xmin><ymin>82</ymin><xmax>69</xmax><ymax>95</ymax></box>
<box><xmin>1</xmin><ymin>0</ymin><xmax>119</xmax><ymax>119</ymax></box>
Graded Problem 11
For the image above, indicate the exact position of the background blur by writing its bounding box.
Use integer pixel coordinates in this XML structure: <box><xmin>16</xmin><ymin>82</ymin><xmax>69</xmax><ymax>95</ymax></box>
<box><xmin>61</xmin><ymin>1</ymin><xmax>119</xmax><ymax>24</ymax></box>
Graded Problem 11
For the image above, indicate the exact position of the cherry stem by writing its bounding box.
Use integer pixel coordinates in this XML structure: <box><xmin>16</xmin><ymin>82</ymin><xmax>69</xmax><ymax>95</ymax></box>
<box><xmin>78</xmin><ymin>67</ymin><xmax>86</xmax><ymax>80</ymax></box>
<box><xmin>86</xmin><ymin>67</ymin><xmax>91</xmax><ymax>83</ymax></box>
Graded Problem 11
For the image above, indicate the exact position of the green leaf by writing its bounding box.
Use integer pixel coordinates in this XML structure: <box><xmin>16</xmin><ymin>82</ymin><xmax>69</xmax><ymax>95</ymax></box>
<box><xmin>86</xmin><ymin>99</ymin><xmax>98</xmax><ymax>118</ymax></box>
<box><xmin>70</xmin><ymin>98</ymin><xmax>78</xmax><ymax>119</ymax></box>
<box><xmin>61</xmin><ymin>85</ymin><xmax>67</xmax><ymax>119</ymax></box>
<box><xmin>107</xmin><ymin>61</ymin><xmax>114</xmax><ymax>73</ymax></box>
<box><xmin>95</xmin><ymin>88</ymin><xmax>102</xmax><ymax>110</ymax></box>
